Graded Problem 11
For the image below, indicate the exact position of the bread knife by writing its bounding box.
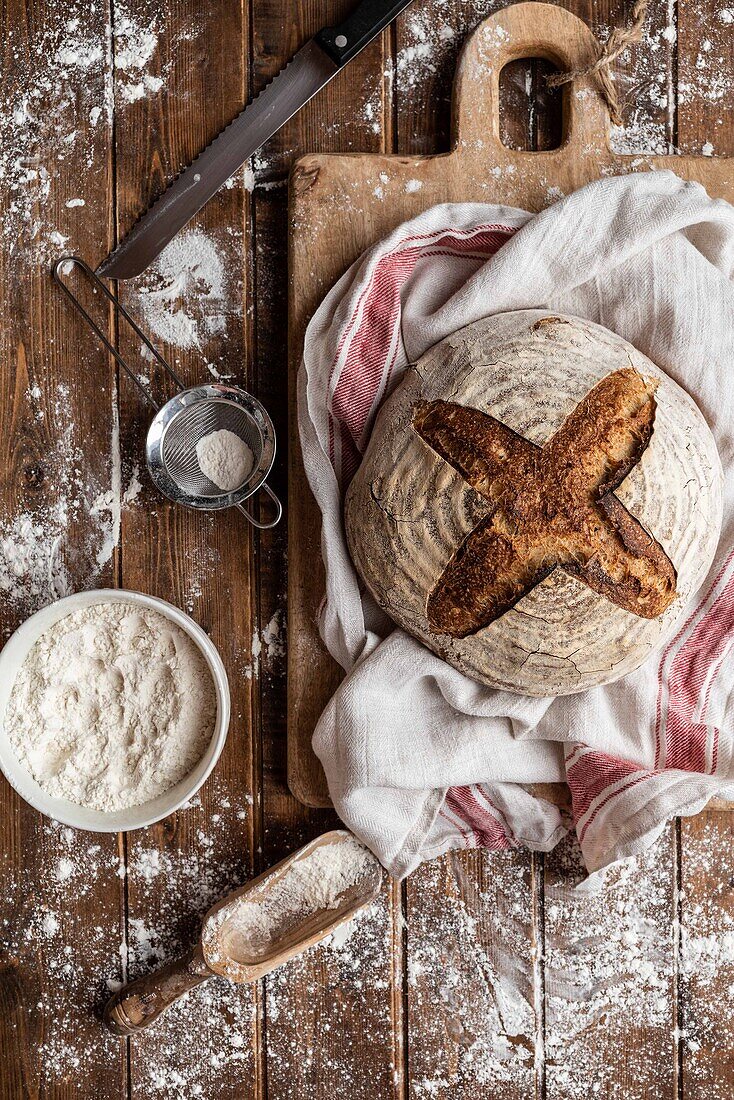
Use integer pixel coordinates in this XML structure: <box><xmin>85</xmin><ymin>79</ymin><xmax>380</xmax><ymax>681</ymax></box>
<box><xmin>97</xmin><ymin>0</ymin><xmax>416</xmax><ymax>281</ymax></box>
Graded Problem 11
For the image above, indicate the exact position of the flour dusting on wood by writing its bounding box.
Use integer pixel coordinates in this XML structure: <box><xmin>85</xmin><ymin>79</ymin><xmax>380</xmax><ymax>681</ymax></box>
<box><xmin>0</xmin><ymin>798</ymin><xmax>260</xmax><ymax>1094</ymax></box>
<box><xmin>241</xmin><ymin>608</ymin><xmax>285</xmax><ymax>679</ymax></box>
<box><xmin>113</xmin><ymin>6</ymin><xmax>165</xmax><ymax>105</ymax></box>
<box><xmin>545</xmin><ymin>832</ymin><xmax>677</xmax><ymax>1098</ymax></box>
<box><xmin>406</xmin><ymin>850</ymin><xmax>536</xmax><ymax>1096</ymax></box>
<box><xmin>0</xmin><ymin>388</ymin><xmax>142</xmax><ymax>618</ymax></box>
<box><xmin>135</xmin><ymin>229</ymin><xmax>235</xmax><ymax>352</ymax></box>
<box><xmin>0</xmin><ymin>2</ymin><xmax>202</xmax><ymax>266</ymax></box>
<box><xmin>264</xmin><ymin>884</ymin><xmax>395</xmax><ymax>1097</ymax></box>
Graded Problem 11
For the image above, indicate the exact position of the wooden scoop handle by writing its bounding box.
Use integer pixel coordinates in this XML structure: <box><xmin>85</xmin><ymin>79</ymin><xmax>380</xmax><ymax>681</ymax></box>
<box><xmin>103</xmin><ymin>944</ymin><xmax>213</xmax><ymax>1036</ymax></box>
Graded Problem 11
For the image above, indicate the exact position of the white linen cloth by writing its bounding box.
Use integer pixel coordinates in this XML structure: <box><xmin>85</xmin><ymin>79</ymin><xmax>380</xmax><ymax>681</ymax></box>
<box><xmin>298</xmin><ymin>172</ymin><xmax>734</xmax><ymax>879</ymax></box>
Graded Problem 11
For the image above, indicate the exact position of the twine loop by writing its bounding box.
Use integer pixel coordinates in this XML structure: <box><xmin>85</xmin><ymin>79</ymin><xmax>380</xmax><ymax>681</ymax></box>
<box><xmin>546</xmin><ymin>0</ymin><xmax>650</xmax><ymax>126</ymax></box>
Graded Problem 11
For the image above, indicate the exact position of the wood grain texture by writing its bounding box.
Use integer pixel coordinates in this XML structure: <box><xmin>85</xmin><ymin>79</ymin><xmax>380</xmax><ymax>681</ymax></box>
<box><xmin>392</xmin><ymin>11</ymin><xmax>543</xmax><ymax>1100</ymax></box>
<box><xmin>112</xmin><ymin>0</ymin><xmax>262</xmax><ymax>1094</ymax></box>
<box><xmin>676</xmin><ymin>5</ymin><xmax>734</xmax><ymax>1097</ymax></box>
<box><xmin>406</xmin><ymin>850</ymin><xmax>540</xmax><ymax>1098</ymax></box>
<box><xmin>392</xmin><ymin>10</ymin><xmax>553</xmax><ymax>1099</ymax></box>
<box><xmin>287</xmin><ymin>0</ymin><xmax>734</xmax><ymax>807</ymax></box>
<box><xmin>0</xmin><ymin>2</ymin><xmax>126</xmax><ymax>1097</ymax></box>
<box><xmin>679</xmin><ymin>813</ymin><xmax>734</xmax><ymax>1099</ymax></box>
<box><xmin>536</xmin><ymin>14</ymin><xmax>680</xmax><ymax>1099</ymax></box>
<box><xmin>677</xmin><ymin>1</ymin><xmax>734</xmax><ymax>159</ymax></box>
<box><xmin>544</xmin><ymin>830</ymin><xmax>678</xmax><ymax>1099</ymax></box>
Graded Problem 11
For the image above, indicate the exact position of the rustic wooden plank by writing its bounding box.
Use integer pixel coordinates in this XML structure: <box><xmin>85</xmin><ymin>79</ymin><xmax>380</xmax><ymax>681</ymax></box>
<box><xmin>109</xmin><ymin>0</ymin><xmax>261</xmax><ymax>1095</ymax></box>
<box><xmin>675</xmin><ymin>4</ymin><xmax>734</xmax><ymax>1096</ymax></box>
<box><xmin>394</xmin><ymin>0</ymin><xmax>498</xmax><ymax>157</ymax></box>
<box><xmin>0</xmin><ymin>1</ymin><xmax>127</xmax><ymax>1096</ymax></box>
<box><xmin>679</xmin><ymin>813</ymin><xmax>734</xmax><ymax>1097</ymax></box>
<box><xmin>393</xmin><ymin>5</ymin><xmax>677</xmax><ymax>1096</ymax></box>
<box><xmin>677</xmin><ymin>0</ymin><xmax>734</xmax><ymax>157</ymax></box>
<box><xmin>406</xmin><ymin>851</ymin><xmax>539</xmax><ymax>1098</ymax></box>
<box><xmin>1</xmin><ymin>2</ymin><xmax>731</xmax><ymax>1098</ymax></box>
<box><xmin>544</xmin><ymin>830</ymin><xmax>678</xmax><ymax>1099</ymax></box>
<box><xmin>395</xmin><ymin>0</ymin><xmax>675</xmax><ymax>152</ymax></box>
<box><xmin>286</xmin><ymin>0</ymin><xmax>694</xmax><ymax>1093</ymax></box>
<box><xmin>255</xmin><ymin>2</ymin><xmax>403</xmax><ymax>1096</ymax></box>
<box><xmin>599</xmin><ymin>0</ymin><xmax>675</xmax><ymax>155</ymax></box>
<box><xmin>394</xmin><ymin>0</ymin><xmax>561</xmax><ymax>156</ymax></box>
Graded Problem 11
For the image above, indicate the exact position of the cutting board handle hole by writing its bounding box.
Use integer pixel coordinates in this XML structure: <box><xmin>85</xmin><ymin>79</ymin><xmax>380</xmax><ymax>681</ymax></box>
<box><xmin>498</xmin><ymin>58</ymin><xmax>563</xmax><ymax>152</ymax></box>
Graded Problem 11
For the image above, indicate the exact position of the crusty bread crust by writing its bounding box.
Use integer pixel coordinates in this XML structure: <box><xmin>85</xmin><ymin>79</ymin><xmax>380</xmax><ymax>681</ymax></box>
<box><xmin>413</xmin><ymin>368</ymin><xmax>677</xmax><ymax>638</ymax></box>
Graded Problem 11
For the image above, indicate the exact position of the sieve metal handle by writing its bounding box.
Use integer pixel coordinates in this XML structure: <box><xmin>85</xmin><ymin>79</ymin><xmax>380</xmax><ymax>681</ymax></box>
<box><xmin>51</xmin><ymin>255</ymin><xmax>187</xmax><ymax>411</ymax></box>
<box><xmin>236</xmin><ymin>482</ymin><xmax>282</xmax><ymax>530</ymax></box>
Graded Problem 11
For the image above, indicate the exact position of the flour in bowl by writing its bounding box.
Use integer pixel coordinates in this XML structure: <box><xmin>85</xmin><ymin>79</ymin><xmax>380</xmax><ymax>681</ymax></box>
<box><xmin>196</xmin><ymin>429</ymin><xmax>254</xmax><ymax>492</ymax></box>
<box><xmin>5</xmin><ymin>602</ymin><xmax>216</xmax><ymax>812</ymax></box>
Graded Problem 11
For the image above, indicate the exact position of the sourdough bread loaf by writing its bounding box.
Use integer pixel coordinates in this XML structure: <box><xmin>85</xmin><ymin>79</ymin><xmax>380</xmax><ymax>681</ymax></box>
<box><xmin>344</xmin><ymin>311</ymin><xmax>723</xmax><ymax>696</ymax></box>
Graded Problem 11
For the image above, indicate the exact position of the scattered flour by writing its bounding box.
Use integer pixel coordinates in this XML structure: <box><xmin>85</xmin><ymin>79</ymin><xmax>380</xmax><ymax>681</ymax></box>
<box><xmin>6</xmin><ymin>602</ymin><xmax>216</xmax><ymax>811</ymax></box>
<box><xmin>41</xmin><ymin>911</ymin><xmax>60</xmax><ymax>937</ymax></box>
<box><xmin>0</xmin><ymin>387</ymin><xmax>142</xmax><ymax>615</ymax></box>
<box><xmin>543</xmin><ymin>835</ymin><xmax>676</xmax><ymax>1098</ymax></box>
<box><xmin>135</xmin><ymin>228</ymin><xmax>232</xmax><ymax>350</ymax></box>
<box><xmin>4</xmin><ymin>4</ymin><xmax>734</xmax><ymax>1096</ymax></box>
<box><xmin>0</xmin><ymin>505</ymin><xmax>71</xmax><ymax>608</ymax></box>
<box><xmin>0</xmin><ymin>4</ymin><xmax>186</xmax><ymax>266</ymax></box>
<box><xmin>196</xmin><ymin>429</ymin><xmax>254</xmax><ymax>492</ymax></box>
<box><xmin>8</xmin><ymin>817</ymin><xmax>734</xmax><ymax>1096</ymax></box>
<box><xmin>406</xmin><ymin>850</ymin><xmax>537</xmax><ymax>1094</ymax></box>
<box><xmin>1</xmin><ymin>811</ymin><xmax>259</xmax><ymax>1092</ymax></box>
<box><xmin>113</xmin><ymin>8</ymin><xmax>165</xmax><ymax>105</ymax></box>
<box><xmin>54</xmin><ymin>858</ymin><xmax>76</xmax><ymax>883</ymax></box>
<box><xmin>181</xmin><ymin>540</ymin><xmax>222</xmax><ymax>614</ymax></box>
<box><xmin>261</xmin><ymin>608</ymin><xmax>285</xmax><ymax>661</ymax></box>
<box><xmin>243</xmin><ymin>608</ymin><xmax>285</xmax><ymax>679</ymax></box>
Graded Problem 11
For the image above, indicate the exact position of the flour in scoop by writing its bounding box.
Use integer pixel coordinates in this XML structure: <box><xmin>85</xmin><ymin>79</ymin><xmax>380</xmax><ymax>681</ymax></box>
<box><xmin>211</xmin><ymin>836</ymin><xmax>377</xmax><ymax>964</ymax></box>
<box><xmin>196</xmin><ymin>429</ymin><xmax>254</xmax><ymax>492</ymax></box>
<box><xmin>5</xmin><ymin>602</ymin><xmax>216</xmax><ymax>812</ymax></box>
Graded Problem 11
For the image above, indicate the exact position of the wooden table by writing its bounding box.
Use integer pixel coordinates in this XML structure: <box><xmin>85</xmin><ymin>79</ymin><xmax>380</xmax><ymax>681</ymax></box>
<box><xmin>1</xmin><ymin>1</ymin><xmax>733</xmax><ymax>1096</ymax></box>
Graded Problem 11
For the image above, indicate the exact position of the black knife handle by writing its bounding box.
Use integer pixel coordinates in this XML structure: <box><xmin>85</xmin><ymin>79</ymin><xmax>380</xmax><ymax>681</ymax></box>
<box><xmin>315</xmin><ymin>0</ymin><xmax>414</xmax><ymax>67</ymax></box>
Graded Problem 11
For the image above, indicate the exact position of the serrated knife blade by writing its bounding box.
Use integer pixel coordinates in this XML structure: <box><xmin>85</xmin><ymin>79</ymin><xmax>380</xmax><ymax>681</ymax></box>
<box><xmin>97</xmin><ymin>42</ymin><xmax>337</xmax><ymax>280</ymax></box>
<box><xmin>97</xmin><ymin>0</ymin><xmax>416</xmax><ymax>280</ymax></box>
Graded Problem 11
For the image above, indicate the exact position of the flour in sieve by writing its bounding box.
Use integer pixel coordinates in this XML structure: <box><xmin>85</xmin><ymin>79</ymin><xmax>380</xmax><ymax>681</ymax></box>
<box><xmin>196</xmin><ymin>429</ymin><xmax>254</xmax><ymax>492</ymax></box>
<box><xmin>5</xmin><ymin>602</ymin><xmax>216</xmax><ymax>812</ymax></box>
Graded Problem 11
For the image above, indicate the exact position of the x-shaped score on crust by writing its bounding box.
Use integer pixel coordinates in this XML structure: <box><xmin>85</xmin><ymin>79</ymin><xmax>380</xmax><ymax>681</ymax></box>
<box><xmin>412</xmin><ymin>368</ymin><xmax>677</xmax><ymax>639</ymax></box>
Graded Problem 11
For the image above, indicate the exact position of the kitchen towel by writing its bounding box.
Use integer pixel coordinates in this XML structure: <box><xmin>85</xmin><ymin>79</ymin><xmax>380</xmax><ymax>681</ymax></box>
<box><xmin>298</xmin><ymin>171</ymin><xmax>734</xmax><ymax>879</ymax></box>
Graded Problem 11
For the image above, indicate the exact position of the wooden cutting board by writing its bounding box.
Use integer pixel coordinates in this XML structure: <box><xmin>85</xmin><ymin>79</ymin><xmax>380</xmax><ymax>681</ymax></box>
<box><xmin>287</xmin><ymin>0</ymin><xmax>734</xmax><ymax>808</ymax></box>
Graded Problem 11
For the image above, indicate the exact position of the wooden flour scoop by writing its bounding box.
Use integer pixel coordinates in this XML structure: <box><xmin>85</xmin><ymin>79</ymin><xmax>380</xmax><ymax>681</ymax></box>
<box><xmin>104</xmin><ymin>830</ymin><xmax>382</xmax><ymax>1035</ymax></box>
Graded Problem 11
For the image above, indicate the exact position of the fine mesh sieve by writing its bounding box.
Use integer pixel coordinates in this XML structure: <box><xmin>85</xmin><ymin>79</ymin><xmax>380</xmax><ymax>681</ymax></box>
<box><xmin>52</xmin><ymin>256</ymin><xmax>281</xmax><ymax>530</ymax></box>
<box><xmin>161</xmin><ymin>400</ymin><xmax>261</xmax><ymax>498</ymax></box>
<box><xmin>146</xmin><ymin>385</ymin><xmax>281</xmax><ymax>527</ymax></box>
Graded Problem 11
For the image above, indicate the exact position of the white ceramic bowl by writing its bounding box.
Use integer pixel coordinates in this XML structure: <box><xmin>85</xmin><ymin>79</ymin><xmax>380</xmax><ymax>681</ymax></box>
<box><xmin>0</xmin><ymin>589</ymin><xmax>230</xmax><ymax>832</ymax></box>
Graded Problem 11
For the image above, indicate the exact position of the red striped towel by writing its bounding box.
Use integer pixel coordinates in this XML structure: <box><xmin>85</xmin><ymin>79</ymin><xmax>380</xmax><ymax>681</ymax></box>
<box><xmin>298</xmin><ymin>172</ymin><xmax>734</xmax><ymax>879</ymax></box>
